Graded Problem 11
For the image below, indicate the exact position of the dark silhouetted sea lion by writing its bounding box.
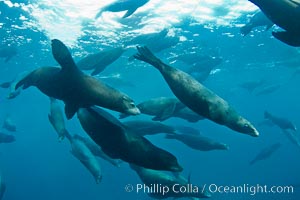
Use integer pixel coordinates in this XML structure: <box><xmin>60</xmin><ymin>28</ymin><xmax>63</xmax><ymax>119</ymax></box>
<box><xmin>0</xmin><ymin>132</ymin><xmax>15</xmax><ymax>144</ymax></box>
<box><xmin>0</xmin><ymin>175</ymin><xmax>5</xmax><ymax>200</ymax></box>
<box><xmin>129</xmin><ymin>164</ymin><xmax>211</xmax><ymax>199</ymax></box>
<box><xmin>0</xmin><ymin>46</ymin><xmax>17</xmax><ymax>63</ymax></box>
<box><xmin>249</xmin><ymin>0</ymin><xmax>300</xmax><ymax>46</ymax></box>
<box><xmin>134</xmin><ymin>46</ymin><xmax>259</xmax><ymax>137</ymax></box>
<box><xmin>249</xmin><ymin>143</ymin><xmax>281</xmax><ymax>165</ymax></box>
<box><xmin>240</xmin><ymin>11</ymin><xmax>274</xmax><ymax>36</ymax></box>
<box><xmin>95</xmin><ymin>0</ymin><xmax>150</xmax><ymax>19</ymax></box>
<box><xmin>15</xmin><ymin>39</ymin><xmax>140</xmax><ymax>119</ymax></box>
<box><xmin>165</xmin><ymin>133</ymin><xmax>229</xmax><ymax>151</ymax></box>
<box><xmin>2</xmin><ymin>115</ymin><xmax>16</xmax><ymax>132</ymax></box>
<box><xmin>123</xmin><ymin>120</ymin><xmax>176</xmax><ymax>136</ymax></box>
<box><xmin>76</xmin><ymin>47</ymin><xmax>125</xmax><ymax>76</ymax></box>
<box><xmin>264</xmin><ymin>111</ymin><xmax>297</xmax><ymax>131</ymax></box>
<box><xmin>77</xmin><ymin>107</ymin><xmax>183</xmax><ymax>172</ymax></box>
<box><xmin>64</xmin><ymin>132</ymin><xmax>102</xmax><ymax>183</ymax></box>
<box><xmin>48</xmin><ymin>98</ymin><xmax>68</xmax><ymax>141</ymax></box>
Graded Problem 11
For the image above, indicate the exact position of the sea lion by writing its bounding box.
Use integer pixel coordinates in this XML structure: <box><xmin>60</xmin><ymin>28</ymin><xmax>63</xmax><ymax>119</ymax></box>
<box><xmin>123</xmin><ymin>120</ymin><xmax>176</xmax><ymax>136</ymax></box>
<box><xmin>0</xmin><ymin>175</ymin><xmax>5</xmax><ymax>200</ymax></box>
<box><xmin>73</xmin><ymin>134</ymin><xmax>121</xmax><ymax>167</ymax></box>
<box><xmin>249</xmin><ymin>143</ymin><xmax>281</xmax><ymax>165</ymax></box>
<box><xmin>2</xmin><ymin>115</ymin><xmax>16</xmax><ymax>132</ymax></box>
<box><xmin>48</xmin><ymin>98</ymin><xmax>68</xmax><ymax>141</ymax></box>
<box><xmin>0</xmin><ymin>132</ymin><xmax>15</xmax><ymax>144</ymax></box>
<box><xmin>0</xmin><ymin>46</ymin><xmax>17</xmax><ymax>63</ymax></box>
<box><xmin>76</xmin><ymin>47</ymin><xmax>125</xmax><ymax>76</ymax></box>
<box><xmin>282</xmin><ymin>130</ymin><xmax>300</xmax><ymax>149</ymax></box>
<box><xmin>77</xmin><ymin>107</ymin><xmax>183</xmax><ymax>172</ymax></box>
<box><xmin>15</xmin><ymin>39</ymin><xmax>140</xmax><ymax>119</ymax></box>
<box><xmin>172</xmin><ymin>106</ymin><xmax>205</xmax><ymax>123</ymax></box>
<box><xmin>95</xmin><ymin>0</ymin><xmax>150</xmax><ymax>19</ymax></box>
<box><xmin>240</xmin><ymin>11</ymin><xmax>274</xmax><ymax>36</ymax></box>
<box><xmin>129</xmin><ymin>164</ymin><xmax>211</xmax><ymax>199</ymax></box>
<box><xmin>165</xmin><ymin>133</ymin><xmax>229</xmax><ymax>151</ymax></box>
<box><xmin>249</xmin><ymin>0</ymin><xmax>300</xmax><ymax>46</ymax></box>
<box><xmin>134</xmin><ymin>46</ymin><xmax>259</xmax><ymax>137</ymax></box>
<box><xmin>65</xmin><ymin>132</ymin><xmax>102</xmax><ymax>184</ymax></box>
<box><xmin>264</xmin><ymin>111</ymin><xmax>297</xmax><ymax>131</ymax></box>
<box><xmin>120</xmin><ymin>97</ymin><xmax>184</xmax><ymax>121</ymax></box>
<box><xmin>255</xmin><ymin>84</ymin><xmax>281</xmax><ymax>96</ymax></box>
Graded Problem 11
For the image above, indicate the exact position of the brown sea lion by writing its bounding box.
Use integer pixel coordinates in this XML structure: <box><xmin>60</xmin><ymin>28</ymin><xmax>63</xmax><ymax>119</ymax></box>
<box><xmin>77</xmin><ymin>107</ymin><xmax>183</xmax><ymax>172</ymax></box>
<box><xmin>15</xmin><ymin>39</ymin><xmax>140</xmax><ymax>119</ymax></box>
<box><xmin>134</xmin><ymin>46</ymin><xmax>259</xmax><ymax>137</ymax></box>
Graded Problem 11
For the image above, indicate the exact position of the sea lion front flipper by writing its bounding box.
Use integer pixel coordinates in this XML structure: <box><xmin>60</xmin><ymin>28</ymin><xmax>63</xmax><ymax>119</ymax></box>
<box><xmin>122</xmin><ymin>8</ymin><xmax>138</xmax><ymax>18</ymax></box>
<box><xmin>65</xmin><ymin>103</ymin><xmax>78</xmax><ymax>119</ymax></box>
<box><xmin>51</xmin><ymin>39</ymin><xmax>79</xmax><ymax>72</ymax></box>
<box><xmin>272</xmin><ymin>31</ymin><xmax>300</xmax><ymax>47</ymax></box>
<box><xmin>91</xmin><ymin>65</ymin><xmax>105</xmax><ymax>76</ymax></box>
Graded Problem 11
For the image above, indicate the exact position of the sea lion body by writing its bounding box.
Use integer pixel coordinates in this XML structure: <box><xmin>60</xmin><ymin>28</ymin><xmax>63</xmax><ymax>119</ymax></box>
<box><xmin>73</xmin><ymin>134</ymin><xmax>121</xmax><ymax>167</ymax></box>
<box><xmin>0</xmin><ymin>132</ymin><xmax>15</xmax><ymax>143</ymax></box>
<box><xmin>96</xmin><ymin>0</ymin><xmax>150</xmax><ymax>19</ymax></box>
<box><xmin>166</xmin><ymin>133</ymin><xmax>229</xmax><ymax>151</ymax></box>
<box><xmin>264</xmin><ymin>111</ymin><xmax>297</xmax><ymax>131</ymax></box>
<box><xmin>77</xmin><ymin>107</ymin><xmax>183</xmax><ymax>172</ymax></box>
<box><xmin>134</xmin><ymin>47</ymin><xmax>259</xmax><ymax>137</ymax></box>
<box><xmin>66</xmin><ymin>133</ymin><xmax>102</xmax><ymax>183</ymax></box>
<box><xmin>249</xmin><ymin>143</ymin><xmax>281</xmax><ymax>165</ymax></box>
<box><xmin>48</xmin><ymin>98</ymin><xmax>68</xmax><ymax>141</ymax></box>
<box><xmin>16</xmin><ymin>39</ymin><xmax>140</xmax><ymax>119</ymax></box>
<box><xmin>130</xmin><ymin>164</ymin><xmax>211</xmax><ymax>199</ymax></box>
<box><xmin>249</xmin><ymin>0</ymin><xmax>300</xmax><ymax>46</ymax></box>
<box><xmin>123</xmin><ymin>120</ymin><xmax>176</xmax><ymax>136</ymax></box>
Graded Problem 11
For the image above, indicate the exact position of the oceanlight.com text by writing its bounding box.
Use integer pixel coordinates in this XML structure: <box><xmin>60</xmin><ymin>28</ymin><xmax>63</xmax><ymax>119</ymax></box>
<box><xmin>207</xmin><ymin>183</ymin><xmax>294</xmax><ymax>196</ymax></box>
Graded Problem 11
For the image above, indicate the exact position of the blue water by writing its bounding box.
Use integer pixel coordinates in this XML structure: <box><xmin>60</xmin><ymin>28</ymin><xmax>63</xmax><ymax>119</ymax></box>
<box><xmin>1</xmin><ymin>1</ymin><xmax>300</xmax><ymax>200</ymax></box>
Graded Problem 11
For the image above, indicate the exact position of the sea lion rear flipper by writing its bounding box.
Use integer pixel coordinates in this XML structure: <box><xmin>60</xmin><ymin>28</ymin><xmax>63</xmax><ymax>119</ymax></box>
<box><xmin>51</xmin><ymin>39</ymin><xmax>79</xmax><ymax>72</ymax></box>
<box><xmin>122</xmin><ymin>8</ymin><xmax>138</xmax><ymax>18</ymax></box>
<box><xmin>272</xmin><ymin>31</ymin><xmax>300</xmax><ymax>47</ymax></box>
<box><xmin>65</xmin><ymin>103</ymin><xmax>78</xmax><ymax>119</ymax></box>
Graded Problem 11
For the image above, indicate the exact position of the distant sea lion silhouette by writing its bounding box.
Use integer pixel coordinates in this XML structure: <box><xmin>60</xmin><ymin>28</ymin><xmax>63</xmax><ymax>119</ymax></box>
<box><xmin>0</xmin><ymin>46</ymin><xmax>17</xmax><ymax>63</ymax></box>
<box><xmin>249</xmin><ymin>0</ymin><xmax>300</xmax><ymax>46</ymax></box>
<box><xmin>95</xmin><ymin>0</ymin><xmax>150</xmax><ymax>19</ymax></box>
<box><xmin>15</xmin><ymin>39</ymin><xmax>140</xmax><ymax>119</ymax></box>
<box><xmin>134</xmin><ymin>46</ymin><xmax>259</xmax><ymax>137</ymax></box>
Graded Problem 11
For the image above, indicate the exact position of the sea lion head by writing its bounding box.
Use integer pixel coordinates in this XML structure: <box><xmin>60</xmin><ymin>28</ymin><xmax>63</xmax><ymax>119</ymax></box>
<box><xmin>121</xmin><ymin>95</ymin><xmax>140</xmax><ymax>115</ymax></box>
<box><xmin>233</xmin><ymin>117</ymin><xmax>259</xmax><ymax>137</ymax></box>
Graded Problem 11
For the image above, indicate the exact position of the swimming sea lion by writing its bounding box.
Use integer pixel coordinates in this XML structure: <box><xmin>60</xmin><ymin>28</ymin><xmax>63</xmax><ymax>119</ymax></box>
<box><xmin>15</xmin><ymin>39</ymin><xmax>140</xmax><ymax>119</ymax></box>
<box><xmin>249</xmin><ymin>143</ymin><xmax>281</xmax><ymax>165</ymax></box>
<box><xmin>76</xmin><ymin>47</ymin><xmax>125</xmax><ymax>76</ymax></box>
<box><xmin>0</xmin><ymin>175</ymin><xmax>5</xmax><ymax>200</ymax></box>
<box><xmin>264</xmin><ymin>111</ymin><xmax>297</xmax><ymax>131</ymax></box>
<box><xmin>249</xmin><ymin>0</ymin><xmax>300</xmax><ymax>46</ymax></box>
<box><xmin>129</xmin><ymin>164</ymin><xmax>211</xmax><ymax>199</ymax></box>
<box><xmin>48</xmin><ymin>98</ymin><xmax>68</xmax><ymax>141</ymax></box>
<box><xmin>77</xmin><ymin>107</ymin><xmax>183</xmax><ymax>172</ymax></box>
<box><xmin>165</xmin><ymin>133</ymin><xmax>229</xmax><ymax>151</ymax></box>
<box><xmin>0</xmin><ymin>132</ymin><xmax>15</xmax><ymax>144</ymax></box>
<box><xmin>95</xmin><ymin>0</ymin><xmax>150</xmax><ymax>19</ymax></box>
<box><xmin>65</xmin><ymin>132</ymin><xmax>102</xmax><ymax>183</ymax></box>
<box><xmin>123</xmin><ymin>120</ymin><xmax>176</xmax><ymax>136</ymax></box>
<box><xmin>134</xmin><ymin>46</ymin><xmax>259</xmax><ymax>137</ymax></box>
<box><xmin>0</xmin><ymin>46</ymin><xmax>17</xmax><ymax>63</ymax></box>
<box><xmin>73</xmin><ymin>134</ymin><xmax>121</xmax><ymax>167</ymax></box>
